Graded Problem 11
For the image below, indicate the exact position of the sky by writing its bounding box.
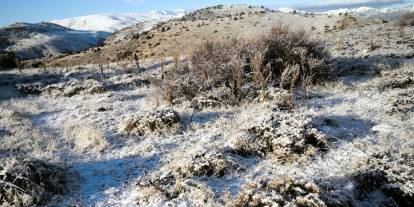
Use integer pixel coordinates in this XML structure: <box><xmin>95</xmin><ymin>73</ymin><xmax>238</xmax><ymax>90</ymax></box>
<box><xmin>0</xmin><ymin>0</ymin><xmax>413</xmax><ymax>26</ymax></box>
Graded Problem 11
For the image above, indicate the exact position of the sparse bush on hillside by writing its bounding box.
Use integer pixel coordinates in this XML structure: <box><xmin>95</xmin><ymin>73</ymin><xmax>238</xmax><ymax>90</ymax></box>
<box><xmin>399</xmin><ymin>12</ymin><xmax>414</xmax><ymax>26</ymax></box>
<box><xmin>161</xmin><ymin>24</ymin><xmax>328</xmax><ymax>105</ymax></box>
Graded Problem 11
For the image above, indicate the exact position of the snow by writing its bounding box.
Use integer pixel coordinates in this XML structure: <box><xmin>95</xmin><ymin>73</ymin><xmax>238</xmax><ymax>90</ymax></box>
<box><xmin>322</xmin><ymin>5</ymin><xmax>414</xmax><ymax>20</ymax></box>
<box><xmin>51</xmin><ymin>10</ymin><xmax>188</xmax><ymax>33</ymax></box>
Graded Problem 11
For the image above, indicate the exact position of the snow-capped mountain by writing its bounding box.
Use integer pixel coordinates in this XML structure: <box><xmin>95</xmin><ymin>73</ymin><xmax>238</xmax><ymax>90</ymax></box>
<box><xmin>322</xmin><ymin>5</ymin><xmax>414</xmax><ymax>21</ymax></box>
<box><xmin>50</xmin><ymin>10</ymin><xmax>188</xmax><ymax>33</ymax></box>
<box><xmin>0</xmin><ymin>22</ymin><xmax>108</xmax><ymax>59</ymax></box>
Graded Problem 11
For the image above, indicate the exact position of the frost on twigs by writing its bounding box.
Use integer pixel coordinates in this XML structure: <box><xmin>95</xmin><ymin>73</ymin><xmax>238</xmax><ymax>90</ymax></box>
<box><xmin>230</xmin><ymin>177</ymin><xmax>326</xmax><ymax>207</ymax></box>
<box><xmin>0</xmin><ymin>156</ymin><xmax>68</xmax><ymax>207</ymax></box>
<box><xmin>230</xmin><ymin>109</ymin><xmax>328</xmax><ymax>161</ymax></box>
<box><xmin>118</xmin><ymin>109</ymin><xmax>181</xmax><ymax>136</ymax></box>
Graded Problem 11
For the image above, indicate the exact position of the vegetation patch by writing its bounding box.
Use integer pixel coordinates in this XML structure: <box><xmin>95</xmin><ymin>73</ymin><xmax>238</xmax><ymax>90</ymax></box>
<box><xmin>0</xmin><ymin>156</ymin><xmax>68</xmax><ymax>207</ymax></box>
<box><xmin>230</xmin><ymin>109</ymin><xmax>328</xmax><ymax>160</ymax></box>
<box><xmin>352</xmin><ymin>149</ymin><xmax>414</xmax><ymax>207</ymax></box>
<box><xmin>119</xmin><ymin>109</ymin><xmax>181</xmax><ymax>136</ymax></box>
<box><xmin>161</xmin><ymin>24</ymin><xmax>328</xmax><ymax>105</ymax></box>
<box><xmin>230</xmin><ymin>177</ymin><xmax>325</xmax><ymax>207</ymax></box>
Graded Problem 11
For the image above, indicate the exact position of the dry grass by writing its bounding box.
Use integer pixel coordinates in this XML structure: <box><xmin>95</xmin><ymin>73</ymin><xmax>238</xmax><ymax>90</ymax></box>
<box><xmin>63</xmin><ymin>122</ymin><xmax>108</xmax><ymax>153</ymax></box>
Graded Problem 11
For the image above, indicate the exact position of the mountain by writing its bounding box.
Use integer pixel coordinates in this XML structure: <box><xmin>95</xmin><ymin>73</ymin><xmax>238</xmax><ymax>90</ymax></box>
<box><xmin>322</xmin><ymin>5</ymin><xmax>414</xmax><ymax>21</ymax></box>
<box><xmin>0</xmin><ymin>22</ymin><xmax>108</xmax><ymax>60</ymax></box>
<box><xmin>50</xmin><ymin>10</ymin><xmax>188</xmax><ymax>33</ymax></box>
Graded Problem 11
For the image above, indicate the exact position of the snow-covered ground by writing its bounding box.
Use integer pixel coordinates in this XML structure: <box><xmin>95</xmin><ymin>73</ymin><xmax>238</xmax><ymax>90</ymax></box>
<box><xmin>1</xmin><ymin>4</ymin><xmax>413</xmax><ymax>207</ymax></box>
<box><xmin>1</xmin><ymin>51</ymin><xmax>412</xmax><ymax>206</ymax></box>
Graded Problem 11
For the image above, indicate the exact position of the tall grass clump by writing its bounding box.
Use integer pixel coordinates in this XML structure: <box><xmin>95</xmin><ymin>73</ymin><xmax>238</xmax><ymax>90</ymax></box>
<box><xmin>162</xmin><ymin>24</ymin><xmax>328</xmax><ymax>105</ymax></box>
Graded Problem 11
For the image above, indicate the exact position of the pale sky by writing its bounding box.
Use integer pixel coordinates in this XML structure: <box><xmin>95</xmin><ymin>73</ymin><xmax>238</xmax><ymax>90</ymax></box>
<box><xmin>1</xmin><ymin>0</ymin><xmax>412</xmax><ymax>26</ymax></box>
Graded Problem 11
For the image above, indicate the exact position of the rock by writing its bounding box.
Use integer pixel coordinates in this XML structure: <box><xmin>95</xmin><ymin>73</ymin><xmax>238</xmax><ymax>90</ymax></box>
<box><xmin>119</xmin><ymin>109</ymin><xmax>181</xmax><ymax>136</ymax></box>
<box><xmin>0</xmin><ymin>156</ymin><xmax>68</xmax><ymax>207</ymax></box>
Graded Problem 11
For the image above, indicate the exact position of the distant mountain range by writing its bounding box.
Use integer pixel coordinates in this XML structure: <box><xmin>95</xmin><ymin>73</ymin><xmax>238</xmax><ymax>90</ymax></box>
<box><xmin>50</xmin><ymin>10</ymin><xmax>188</xmax><ymax>32</ymax></box>
<box><xmin>321</xmin><ymin>5</ymin><xmax>414</xmax><ymax>21</ymax></box>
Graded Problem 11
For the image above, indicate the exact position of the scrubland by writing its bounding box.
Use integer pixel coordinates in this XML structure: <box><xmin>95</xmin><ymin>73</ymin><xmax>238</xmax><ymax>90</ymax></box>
<box><xmin>1</xmin><ymin>6</ymin><xmax>413</xmax><ymax>207</ymax></box>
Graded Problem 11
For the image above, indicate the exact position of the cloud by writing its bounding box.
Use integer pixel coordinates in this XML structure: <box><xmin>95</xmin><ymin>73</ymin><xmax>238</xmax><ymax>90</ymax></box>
<box><xmin>124</xmin><ymin>0</ymin><xmax>144</xmax><ymax>4</ymax></box>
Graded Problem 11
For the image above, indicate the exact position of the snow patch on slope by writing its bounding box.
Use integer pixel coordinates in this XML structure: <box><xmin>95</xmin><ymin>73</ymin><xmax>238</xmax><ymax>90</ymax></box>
<box><xmin>322</xmin><ymin>5</ymin><xmax>414</xmax><ymax>20</ymax></box>
<box><xmin>51</xmin><ymin>10</ymin><xmax>188</xmax><ymax>33</ymax></box>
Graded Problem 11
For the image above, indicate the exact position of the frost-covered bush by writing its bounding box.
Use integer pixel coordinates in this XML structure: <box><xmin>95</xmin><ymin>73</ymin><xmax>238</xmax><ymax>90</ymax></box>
<box><xmin>119</xmin><ymin>109</ymin><xmax>181</xmax><ymax>136</ymax></box>
<box><xmin>230</xmin><ymin>109</ymin><xmax>328</xmax><ymax>160</ymax></box>
<box><xmin>43</xmin><ymin>79</ymin><xmax>106</xmax><ymax>97</ymax></box>
<box><xmin>378</xmin><ymin>69</ymin><xmax>413</xmax><ymax>90</ymax></box>
<box><xmin>231</xmin><ymin>177</ymin><xmax>325</xmax><ymax>207</ymax></box>
<box><xmin>136</xmin><ymin>149</ymin><xmax>243</xmax><ymax>204</ymax></box>
<box><xmin>386</xmin><ymin>91</ymin><xmax>414</xmax><ymax>118</ymax></box>
<box><xmin>16</xmin><ymin>83</ymin><xmax>43</xmax><ymax>95</ymax></box>
<box><xmin>173</xmin><ymin>149</ymin><xmax>244</xmax><ymax>178</ymax></box>
<box><xmin>352</xmin><ymin>150</ymin><xmax>414</xmax><ymax>207</ymax></box>
<box><xmin>0</xmin><ymin>156</ymin><xmax>68</xmax><ymax>207</ymax></box>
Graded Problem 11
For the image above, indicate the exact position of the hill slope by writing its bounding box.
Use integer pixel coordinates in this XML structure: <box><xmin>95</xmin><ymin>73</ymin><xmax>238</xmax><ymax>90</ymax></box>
<box><xmin>0</xmin><ymin>22</ymin><xmax>108</xmax><ymax>60</ymax></box>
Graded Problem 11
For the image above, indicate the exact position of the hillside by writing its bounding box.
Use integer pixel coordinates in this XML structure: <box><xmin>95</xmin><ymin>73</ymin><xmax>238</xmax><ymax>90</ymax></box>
<box><xmin>0</xmin><ymin>22</ymin><xmax>108</xmax><ymax>60</ymax></box>
<box><xmin>47</xmin><ymin>5</ymin><xmax>344</xmax><ymax>66</ymax></box>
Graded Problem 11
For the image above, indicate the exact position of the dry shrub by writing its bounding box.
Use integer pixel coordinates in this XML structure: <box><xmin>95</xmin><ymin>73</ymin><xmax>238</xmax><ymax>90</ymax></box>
<box><xmin>162</xmin><ymin>24</ymin><xmax>328</xmax><ymax>105</ymax></box>
<box><xmin>0</xmin><ymin>156</ymin><xmax>68</xmax><ymax>207</ymax></box>
<box><xmin>230</xmin><ymin>177</ymin><xmax>325</xmax><ymax>207</ymax></box>
<box><xmin>399</xmin><ymin>12</ymin><xmax>414</xmax><ymax>26</ymax></box>
<box><xmin>118</xmin><ymin>109</ymin><xmax>181</xmax><ymax>136</ymax></box>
